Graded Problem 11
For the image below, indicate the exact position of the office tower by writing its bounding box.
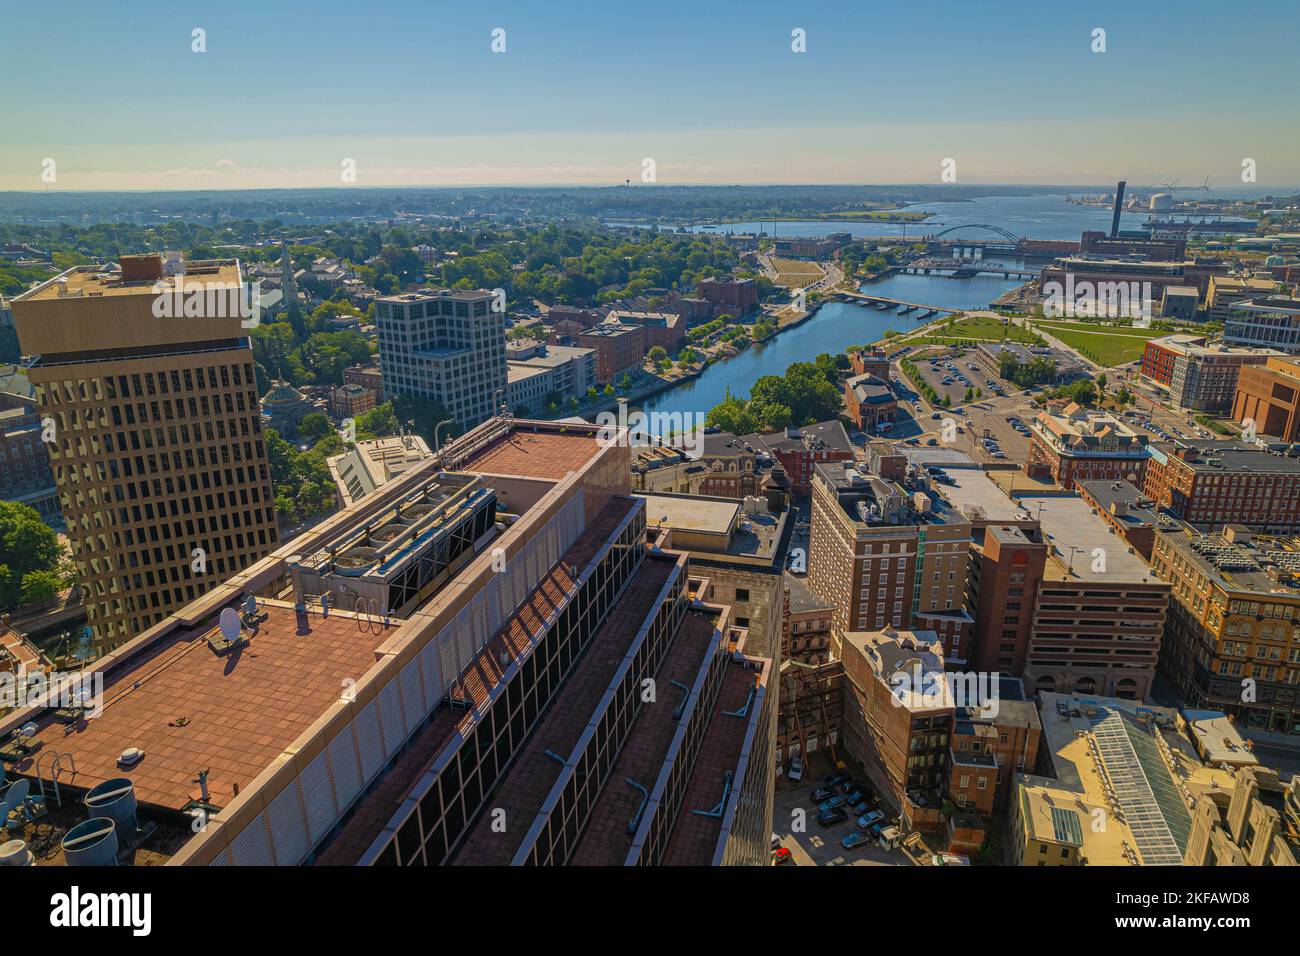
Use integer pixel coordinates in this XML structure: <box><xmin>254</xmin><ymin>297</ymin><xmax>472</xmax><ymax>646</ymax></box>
<box><xmin>375</xmin><ymin>288</ymin><xmax>508</xmax><ymax>427</ymax></box>
<box><xmin>0</xmin><ymin>418</ymin><xmax>773</xmax><ymax>866</ymax></box>
<box><xmin>10</xmin><ymin>254</ymin><xmax>277</xmax><ymax>648</ymax></box>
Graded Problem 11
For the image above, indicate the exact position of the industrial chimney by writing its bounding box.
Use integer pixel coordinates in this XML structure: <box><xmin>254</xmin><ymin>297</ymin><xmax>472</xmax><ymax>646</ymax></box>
<box><xmin>1110</xmin><ymin>181</ymin><xmax>1126</xmax><ymax>238</ymax></box>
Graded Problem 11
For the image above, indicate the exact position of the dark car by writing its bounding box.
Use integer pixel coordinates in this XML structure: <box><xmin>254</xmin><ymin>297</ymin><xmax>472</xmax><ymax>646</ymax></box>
<box><xmin>845</xmin><ymin>789</ymin><xmax>865</xmax><ymax>805</ymax></box>
<box><xmin>817</xmin><ymin>807</ymin><xmax>849</xmax><ymax>827</ymax></box>
<box><xmin>826</xmin><ymin>771</ymin><xmax>851</xmax><ymax>787</ymax></box>
<box><xmin>811</xmin><ymin>786</ymin><xmax>837</xmax><ymax>803</ymax></box>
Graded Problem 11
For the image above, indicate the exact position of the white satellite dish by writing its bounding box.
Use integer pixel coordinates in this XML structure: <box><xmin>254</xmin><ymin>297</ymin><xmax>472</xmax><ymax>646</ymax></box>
<box><xmin>219</xmin><ymin>607</ymin><xmax>242</xmax><ymax>643</ymax></box>
<box><xmin>243</xmin><ymin>594</ymin><xmax>258</xmax><ymax>615</ymax></box>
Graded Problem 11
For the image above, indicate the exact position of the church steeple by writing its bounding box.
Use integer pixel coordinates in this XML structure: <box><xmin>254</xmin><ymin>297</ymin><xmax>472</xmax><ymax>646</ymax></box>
<box><xmin>281</xmin><ymin>241</ymin><xmax>297</xmax><ymax>309</ymax></box>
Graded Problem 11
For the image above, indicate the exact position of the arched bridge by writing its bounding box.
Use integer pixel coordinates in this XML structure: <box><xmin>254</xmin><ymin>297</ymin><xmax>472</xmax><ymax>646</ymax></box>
<box><xmin>927</xmin><ymin>224</ymin><xmax>1022</xmax><ymax>244</ymax></box>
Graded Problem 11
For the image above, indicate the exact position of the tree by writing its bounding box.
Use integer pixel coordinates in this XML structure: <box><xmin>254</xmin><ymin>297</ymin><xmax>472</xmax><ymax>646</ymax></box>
<box><xmin>297</xmin><ymin>412</ymin><xmax>333</xmax><ymax>443</ymax></box>
<box><xmin>0</xmin><ymin>501</ymin><xmax>69</xmax><ymax>609</ymax></box>
<box><xmin>647</xmin><ymin>345</ymin><xmax>668</xmax><ymax>365</ymax></box>
<box><xmin>20</xmin><ymin>569</ymin><xmax>63</xmax><ymax>607</ymax></box>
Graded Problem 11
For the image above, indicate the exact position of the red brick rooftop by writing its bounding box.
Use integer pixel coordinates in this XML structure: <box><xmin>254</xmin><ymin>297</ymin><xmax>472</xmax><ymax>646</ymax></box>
<box><xmin>315</xmin><ymin>496</ymin><xmax>641</xmax><ymax>866</ymax></box>
<box><xmin>14</xmin><ymin>601</ymin><xmax>392</xmax><ymax>812</ymax></box>
<box><xmin>458</xmin><ymin>428</ymin><xmax>602</xmax><ymax>480</ymax></box>
<box><xmin>455</xmin><ymin>553</ymin><xmax>679</xmax><ymax>865</ymax></box>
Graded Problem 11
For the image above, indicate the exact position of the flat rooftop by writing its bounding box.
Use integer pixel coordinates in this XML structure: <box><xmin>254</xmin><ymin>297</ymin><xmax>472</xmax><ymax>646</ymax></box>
<box><xmin>16</xmin><ymin>260</ymin><xmax>243</xmax><ymax>301</ymax></box>
<box><xmin>936</xmin><ymin>468</ymin><xmax>1029</xmax><ymax>523</ymax></box>
<box><xmin>457</xmin><ymin>428</ymin><xmax>602</xmax><ymax>480</ymax></box>
<box><xmin>1152</xmin><ymin>441</ymin><xmax>1300</xmax><ymax>476</ymax></box>
<box><xmin>1017</xmin><ymin>493</ymin><xmax>1158</xmax><ymax>582</ymax></box>
<box><xmin>1076</xmin><ymin>479</ymin><xmax>1179</xmax><ymax>531</ymax></box>
<box><xmin>1158</xmin><ymin>529</ymin><xmax>1300</xmax><ymax>597</ymax></box>
<box><xmin>640</xmin><ymin>494</ymin><xmax>738</xmax><ymax>535</ymax></box>
<box><xmin>13</xmin><ymin>600</ymin><xmax>393</xmax><ymax>812</ymax></box>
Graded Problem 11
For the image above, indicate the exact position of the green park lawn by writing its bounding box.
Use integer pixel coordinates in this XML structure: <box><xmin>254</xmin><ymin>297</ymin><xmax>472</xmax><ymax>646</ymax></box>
<box><xmin>1031</xmin><ymin>321</ymin><xmax>1153</xmax><ymax>367</ymax></box>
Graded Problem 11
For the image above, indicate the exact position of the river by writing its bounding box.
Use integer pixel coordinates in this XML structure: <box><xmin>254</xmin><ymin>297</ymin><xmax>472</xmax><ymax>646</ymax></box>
<box><xmin>613</xmin><ymin>192</ymin><xmax>1153</xmax><ymax>242</ymax></box>
<box><xmin>628</xmin><ymin>194</ymin><xmax>1132</xmax><ymax>433</ymax></box>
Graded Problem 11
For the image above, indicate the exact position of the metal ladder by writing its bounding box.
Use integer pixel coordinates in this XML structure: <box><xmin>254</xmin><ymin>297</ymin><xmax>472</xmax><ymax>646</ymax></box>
<box><xmin>32</xmin><ymin>749</ymin><xmax>77</xmax><ymax>808</ymax></box>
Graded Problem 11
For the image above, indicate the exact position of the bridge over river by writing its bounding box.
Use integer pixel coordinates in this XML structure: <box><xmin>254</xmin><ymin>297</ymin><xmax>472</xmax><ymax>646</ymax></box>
<box><xmin>834</xmin><ymin>289</ymin><xmax>957</xmax><ymax>319</ymax></box>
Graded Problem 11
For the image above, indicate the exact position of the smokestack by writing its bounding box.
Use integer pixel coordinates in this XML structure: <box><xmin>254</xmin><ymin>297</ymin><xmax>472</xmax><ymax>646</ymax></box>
<box><xmin>1110</xmin><ymin>181</ymin><xmax>1126</xmax><ymax>238</ymax></box>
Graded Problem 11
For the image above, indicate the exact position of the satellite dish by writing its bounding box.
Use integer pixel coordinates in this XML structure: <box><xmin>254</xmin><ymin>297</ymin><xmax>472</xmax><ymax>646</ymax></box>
<box><xmin>219</xmin><ymin>607</ymin><xmax>242</xmax><ymax>643</ymax></box>
<box><xmin>243</xmin><ymin>594</ymin><xmax>258</xmax><ymax>615</ymax></box>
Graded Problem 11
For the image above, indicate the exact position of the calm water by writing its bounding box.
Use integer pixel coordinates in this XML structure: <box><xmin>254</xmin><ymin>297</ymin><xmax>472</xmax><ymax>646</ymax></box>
<box><xmin>614</xmin><ymin>193</ymin><xmax>1154</xmax><ymax>242</ymax></box>
<box><xmin>636</xmin><ymin>271</ymin><xmax>1018</xmax><ymax>430</ymax></box>
<box><xmin>628</xmin><ymin>194</ymin><xmax>1132</xmax><ymax>433</ymax></box>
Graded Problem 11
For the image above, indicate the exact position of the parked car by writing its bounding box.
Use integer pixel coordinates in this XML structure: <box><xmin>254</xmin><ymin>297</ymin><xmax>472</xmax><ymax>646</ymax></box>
<box><xmin>826</xmin><ymin>771</ymin><xmax>851</xmax><ymax>788</ymax></box>
<box><xmin>841</xmin><ymin>831</ymin><xmax>872</xmax><ymax>851</ymax></box>
<box><xmin>817</xmin><ymin>807</ymin><xmax>848</xmax><ymax>827</ymax></box>
<box><xmin>857</xmin><ymin>810</ymin><xmax>885</xmax><ymax>829</ymax></box>
<box><xmin>772</xmin><ymin>846</ymin><xmax>795</xmax><ymax>866</ymax></box>
<box><xmin>811</xmin><ymin>786</ymin><xmax>837</xmax><ymax>803</ymax></box>
<box><xmin>787</xmin><ymin>754</ymin><xmax>804</xmax><ymax>782</ymax></box>
<box><xmin>818</xmin><ymin>795</ymin><xmax>845</xmax><ymax>812</ymax></box>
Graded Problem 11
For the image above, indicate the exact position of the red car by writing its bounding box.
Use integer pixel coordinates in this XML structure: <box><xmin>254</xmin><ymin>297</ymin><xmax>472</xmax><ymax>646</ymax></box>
<box><xmin>771</xmin><ymin>846</ymin><xmax>794</xmax><ymax>866</ymax></box>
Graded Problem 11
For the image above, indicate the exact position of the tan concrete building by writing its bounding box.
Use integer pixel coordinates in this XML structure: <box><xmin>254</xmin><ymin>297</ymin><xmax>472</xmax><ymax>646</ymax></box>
<box><xmin>1184</xmin><ymin>765</ymin><xmax>1298</xmax><ymax>866</ymax></box>
<box><xmin>10</xmin><ymin>255</ymin><xmax>278</xmax><ymax>649</ymax></box>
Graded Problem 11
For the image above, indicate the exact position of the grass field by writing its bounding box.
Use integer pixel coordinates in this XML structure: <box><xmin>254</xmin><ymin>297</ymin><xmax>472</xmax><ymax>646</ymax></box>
<box><xmin>770</xmin><ymin>257</ymin><xmax>825</xmax><ymax>288</ymax></box>
<box><xmin>1031</xmin><ymin>321</ymin><xmax>1153</xmax><ymax>367</ymax></box>
<box><xmin>916</xmin><ymin>314</ymin><xmax>1045</xmax><ymax>346</ymax></box>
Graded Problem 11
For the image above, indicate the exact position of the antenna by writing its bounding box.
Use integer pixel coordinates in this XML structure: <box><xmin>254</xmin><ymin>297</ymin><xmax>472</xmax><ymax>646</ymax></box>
<box><xmin>218</xmin><ymin>607</ymin><xmax>242</xmax><ymax>643</ymax></box>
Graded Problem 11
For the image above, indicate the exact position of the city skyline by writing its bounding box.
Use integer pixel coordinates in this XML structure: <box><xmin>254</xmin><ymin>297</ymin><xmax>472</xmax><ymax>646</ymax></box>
<box><xmin>2</xmin><ymin>0</ymin><xmax>1298</xmax><ymax>190</ymax></box>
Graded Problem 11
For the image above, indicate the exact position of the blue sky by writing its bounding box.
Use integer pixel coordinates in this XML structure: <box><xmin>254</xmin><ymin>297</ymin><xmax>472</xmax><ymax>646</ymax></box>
<box><xmin>2</xmin><ymin>0</ymin><xmax>1296</xmax><ymax>189</ymax></box>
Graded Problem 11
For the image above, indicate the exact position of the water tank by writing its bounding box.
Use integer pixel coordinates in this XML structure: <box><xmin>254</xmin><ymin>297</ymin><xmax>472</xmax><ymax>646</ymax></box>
<box><xmin>0</xmin><ymin>840</ymin><xmax>33</xmax><ymax>866</ymax></box>
<box><xmin>62</xmin><ymin>817</ymin><xmax>119</xmax><ymax>867</ymax></box>
<box><xmin>84</xmin><ymin>777</ymin><xmax>138</xmax><ymax>834</ymax></box>
<box><xmin>1149</xmin><ymin>193</ymin><xmax>1173</xmax><ymax>212</ymax></box>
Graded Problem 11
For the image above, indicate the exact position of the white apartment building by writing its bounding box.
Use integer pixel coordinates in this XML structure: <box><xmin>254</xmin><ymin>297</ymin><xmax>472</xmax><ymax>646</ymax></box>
<box><xmin>376</xmin><ymin>288</ymin><xmax>508</xmax><ymax>427</ymax></box>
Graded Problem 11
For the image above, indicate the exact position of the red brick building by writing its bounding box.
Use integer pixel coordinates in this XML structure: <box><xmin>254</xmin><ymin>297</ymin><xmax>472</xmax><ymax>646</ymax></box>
<box><xmin>1232</xmin><ymin>357</ymin><xmax>1300</xmax><ymax>442</ymax></box>
<box><xmin>697</xmin><ymin>277</ymin><xmax>758</xmax><ymax>317</ymax></box>
<box><xmin>577</xmin><ymin>323</ymin><xmax>648</xmax><ymax>383</ymax></box>
<box><xmin>849</xmin><ymin>347</ymin><xmax>891</xmax><ymax>379</ymax></box>
<box><xmin>844</xmin><ymin>374</ymin><xmax>898</xmax><ymax>431</ymax></box>
<box><xmin>1027</xmin><ymin>404</ymin><xmax>1150</xmax><ymax>490</ymax></box>
<box><xmin>744</xmin><ymin>420</ymin><xmax>854</xmax><ymax>496</ymax></box>
<box><xmin>606</xmin><ymin>310</ymin><xmax>685</xmax><ymax>353</ymax></box>
<box><xmin>1142</xmin><ymin>441</ymin><xmax>1300</xmax><ymax>532</ymax></box>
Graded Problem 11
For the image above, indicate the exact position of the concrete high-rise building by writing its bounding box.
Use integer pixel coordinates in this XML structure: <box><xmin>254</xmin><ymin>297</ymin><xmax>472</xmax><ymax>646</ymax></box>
<box><xmin>10</xmin><ymin>254</ymin><xmax>278</xmax><ymax>648</ymax></box>
<box><xmin>0</xmin><ymin>417</ymin><xmax>774</xmax><ymax>867</ymax></box>
<box><xmin>375</xmin><ymin>288</ymin><xmax>508</xmax><ymax>427</ymax></box>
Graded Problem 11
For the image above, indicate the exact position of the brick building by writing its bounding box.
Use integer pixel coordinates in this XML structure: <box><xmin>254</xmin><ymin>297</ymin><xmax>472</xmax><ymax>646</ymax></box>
<box><xmin>743</xmin><ymin>420</ymin><xmax>854</xmax><ymax>496</ymax></box>
<box><xmin>1138</xmin><ymin>333</ymin><xmax>1272</xmax><ymax>412</ymax></box>
<box><xmin>1028</xmin><ymin>404</ymin><xmax>1150</xmax><ymax>490</ymax></box>
<box><xmin>1142</xmin><ymin>441</ymin><xmax>1300</xmax><ymax>533</ymax></box>
<box><xmin>578</xmin><ymin>323</ymin><xmax>647</xmax><ymax>383</ymax></box>
<box><xmin>1232</xmin><ymin>356</ymin><xmax>1300</xmax><ymax>442</ymax></box>
<box><xmin>696</xmin><ymin>277</ymin><xmax>758</xmax><ymax>317</ymax></box>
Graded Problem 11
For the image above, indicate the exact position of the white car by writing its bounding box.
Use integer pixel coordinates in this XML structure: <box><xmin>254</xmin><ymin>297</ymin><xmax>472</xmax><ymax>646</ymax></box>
<box><xmin>787</xmin><ymin>754</ymin><xmax>804</xmax><ymax>782</ymax></box>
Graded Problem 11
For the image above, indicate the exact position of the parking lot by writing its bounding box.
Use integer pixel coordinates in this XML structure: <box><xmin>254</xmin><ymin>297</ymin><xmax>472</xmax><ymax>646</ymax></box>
<box><xmin>773</xmin><ymin>769</ymin><xmax>910</xmax><ymax>867</ymax></box>
<box><xmin>905</xmin><ymin>348</ymin><xmax>1009</xmax><ymax>409</ymax></box>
